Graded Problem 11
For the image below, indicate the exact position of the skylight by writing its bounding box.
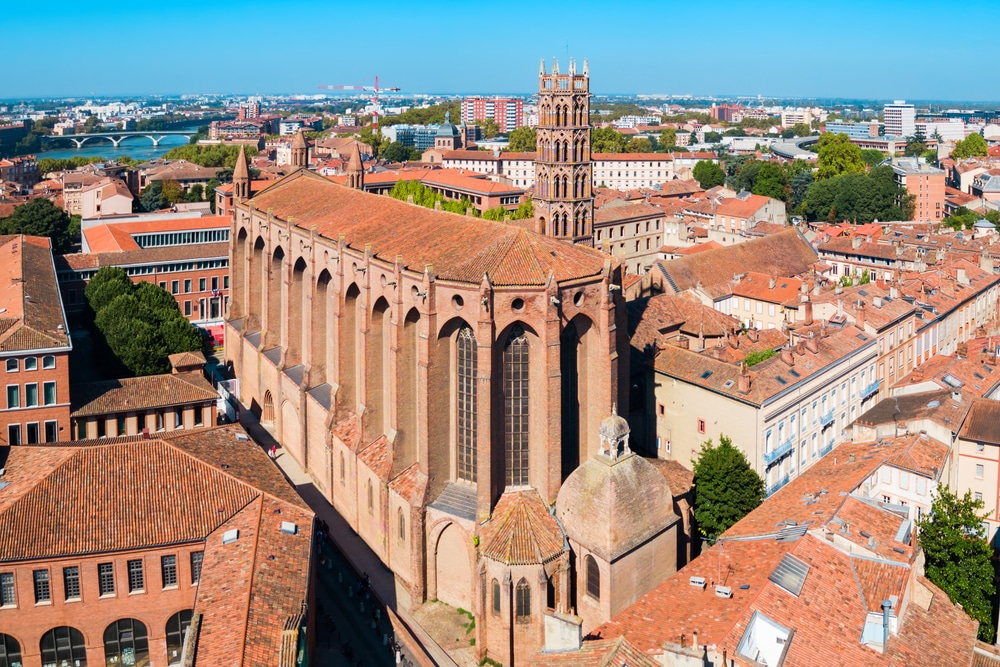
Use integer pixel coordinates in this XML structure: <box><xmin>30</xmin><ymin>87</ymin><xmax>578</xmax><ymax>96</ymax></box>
<box><xmin>942</xmin><ymin>374</ymin><xmax>964</xmax><ymax>388</ymax></box>
<box><xmin>769</xmin><ymin>554</ymin><xmax>810</xmax><ymax>597</ymax></box>
<box><xmin>701</xmin><ymin>370</ymin><xmax>713</xmax><ymax>379</ymax></box>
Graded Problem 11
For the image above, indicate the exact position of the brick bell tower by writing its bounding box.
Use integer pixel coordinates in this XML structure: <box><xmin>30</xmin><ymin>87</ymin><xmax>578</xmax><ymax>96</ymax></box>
<box><xmin>533</xmin><ymin>57</ymin><xmax>594</xmax><ymax>246</ymax></box>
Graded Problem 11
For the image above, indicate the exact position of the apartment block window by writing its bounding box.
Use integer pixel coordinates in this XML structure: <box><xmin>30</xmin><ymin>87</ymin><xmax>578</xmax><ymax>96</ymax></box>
<box><xmin>43</xmin><ymin>355</ymin><xmax>55</xmax><ymax>369</ymax></box>
<box><xmin>7</xmin><ymin>425</ymin><xmax>20</xmax><ymax>446</ymax></box>
<box><xmin>43</xmin><ymin>381</ymin><xmax>56</xmax><ymax>405</ymax></box>
<box><xmin>0</xmin><ymin>572</ymin><xmax>14</xmax><ymax>606</ymax></box>
<box><xmin>26</xmin><ymin>423</ymin><xmax>38</xmax><ymax>444</ymax></box>
<box><xmin>5</xmin><ymin>359</ymin><xmax>17</xmax><ymax>372</ymax></box>
<box><xmin>190</xmin><ymin>551</ymin><xmax>204</xmax><ymax>584</ymax></box>
<box><xmin>161</xmin><ymin>555</ymin><xmax>178</xmax><ymax>588</ymax></box>
<box><xmin>25</xmin><ymin>383</ymin><xmax>37</xmax><ymax>407</ymax></box>
<box><xmin>6</xmin><ymin>385</ymin><xmax>18</xmax><ymax>409</ymax></box>
<box><xmin>116</xmin><ymin>416</ymin><xmax>126</xmax><ymax>436</ymax></box>
<box><xmin>33</xmin><ymin>570</ymin><xmax>51</xmax><ymax>603</ymax></box>
<box><xmin>174</xmin><ymin>407</ymin><xmax>184</xmax><ymax>429</ymax></box>
<box><xmin>212</xmin><ymin>276</ymin><xmax>219</xmax><ymax>291</ymax></box>
<box><xmin>63</xmin><ymin>566</ymin><xmax>80</xmax><ymax>600</ymax></box>
<box><xmin>199</xmin><ymin>278</ymin><xmax>206</xmax><ymax>291</ymax></box>
<box><xmin>184</xmin><ymin>279</ymin><xmax>192</xmax><ymax>293</ymax></box>
<box><xmin>171</xmin><ymin>280</ymin><xmax>179</xmax><ymax>295</ymax></box>
<box><xmin>184</xmin><ymin>300</ymin><xmax>191</xmax><ymax>317</ymax></box>
<box><xmin>159</xmin><ymin>281</ymin><xmax>167</xmax><ymax>290</ymax></box>
<box><xmin>976</xmin><ymin>464</ymin><xmax>985</xmax><ymax>479</ymax></box>
<box><xmin>975</xmin><ymin>492</ymin><xmax>984</xmax><ymax>502</ymax></box>
<box><xmin>697</xmin><ymin>419</ymin><xmax>706</xmax><ymax>434</ymax></box>
<box><xmin>194</xmin><ymin>406</ymin><xmax>203</xmax><ymax>427</ymax></box>
<box><xmin>223</xmin><ymin>276</ymin><xmax>229</xmax><ymax>289</ymax></box>
<box><xmin>24</xmin><ymin>357</ymin><xmax>37</xmax><ymax>371</ymax></box>
<box><xmin>127</xmin><ymin>559</ymin><xmax>144</xmax><ymax>592</ymax></box>
<box><xmin>98</xmin><ymin>562</ymin><xmax>115</xmax><ymax>596</ymax></box>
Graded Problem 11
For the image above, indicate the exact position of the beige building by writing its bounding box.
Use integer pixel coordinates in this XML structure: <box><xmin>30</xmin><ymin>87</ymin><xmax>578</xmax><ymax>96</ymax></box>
<box><xmin>956</xmin><ymin>399</ymin><xmax>1000</xmax><ymax>543</ymax></box>
<box><xmin>79</xmin><ymin>177</ymin><xmax>133</xmax><ymax>219</ymax></box>
<box><xmin>593</xmin><ymin>201</ymin><xmax>665</xmax><ymax>275</ymax></box>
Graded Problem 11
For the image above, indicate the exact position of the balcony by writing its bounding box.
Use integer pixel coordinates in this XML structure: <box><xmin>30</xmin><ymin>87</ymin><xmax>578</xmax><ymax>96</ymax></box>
<box><xmin>768</xmin><ymin>474</ymin><xmax>791</xmax><ymax>496</ymax></box>
<box><xmin>861</xmin><ymin>380</ymin><xmax>881</xmax><ymax>400</ymax></box>
<box><xmin>820</xmin><ymin>411</ymin><xmax>835</xmax><ymax>428</ymax></box>
<box><xmin>764</xmin><ymin>438</ymin><xmax>794</xmax><ymax>467</ymax></box>
<box><xmin>820</xmin><ymin>441</ymin><xmax>834</xmax><ymax>457</ymax></box>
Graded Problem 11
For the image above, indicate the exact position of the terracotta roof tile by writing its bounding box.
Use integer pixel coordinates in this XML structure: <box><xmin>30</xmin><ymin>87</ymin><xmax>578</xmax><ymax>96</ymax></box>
<box><xmin>0</xmin><ymin>235</ymin><xmax>71</xmax><ymax>353</ymax></box>
<box><xmin>358</xmin><ymin>435</ymin><xmax>392</xmax><ymax>481</ymax></box>
<box><xmin>70</xmin><ymin>371</ymin><xmax>217</xmax><ymax>417</ymax></box>
<box><xmin>247</xmin><ymin>170</ymin><xmax>610</xmax><ymax>287</ymax></box>
<box><xmin>480</xmin><ymin>489</ymin><xmax>564</xmax><ymax>566</ymax></box>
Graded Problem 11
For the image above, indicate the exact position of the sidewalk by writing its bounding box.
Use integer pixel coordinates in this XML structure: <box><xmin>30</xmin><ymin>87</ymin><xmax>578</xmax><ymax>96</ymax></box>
<box><xmin>240</xmin><ymin>413</ymin><xmax>459</xmax><ymax>667</ymax></box>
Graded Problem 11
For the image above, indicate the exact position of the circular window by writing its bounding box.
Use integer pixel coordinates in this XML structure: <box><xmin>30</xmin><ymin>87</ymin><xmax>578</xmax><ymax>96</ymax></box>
<box><xmin>573</xmin><ymin>291</ymin><xmax>584</xmax><ymax>307</ymax></box>
<box><xmin>511</xmin><ymin>298</ymin><xmax>525</xmax><ymax>312</ymax></box>
<box><xmin>452</xmin><ymin>295</ymin><xmax>464</xmax><ymax>310</ymax></box>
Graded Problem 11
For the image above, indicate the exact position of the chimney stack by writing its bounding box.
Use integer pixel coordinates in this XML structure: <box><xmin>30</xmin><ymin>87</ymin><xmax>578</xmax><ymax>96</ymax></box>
<box><xmin>805</xmin><ymin>332</ymin><xmax>819</xmax><ymax>353</ymax></box>
<box><xmin>856</xmin><ymin>301</ymin><xmax>866</xmax><ymax>331</ymax></box>
<box><xmin>738</xmin><ymin>364</ymin><xmax>752</xmax><ymax>394</ymax></box>
<box><xmin>781</xmin><ymin>346</ymin><xmax>795</xmax><ymax>366</ymax></box>
<box><xmin>677</xmin><ymin>335</ymin><xmax>690</xmax><ymax>350</ymax></box>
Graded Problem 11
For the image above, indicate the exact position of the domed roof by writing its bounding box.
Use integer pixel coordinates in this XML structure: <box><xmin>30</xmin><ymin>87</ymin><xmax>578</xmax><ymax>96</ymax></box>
<box><xmin>600</xmin><ymin>408</ymin><xmax>630</xmax><ymax>443</ymax></box>
<box><xmin>480</xmin><ymin>489</ymin><xmax>565</xmax><ymax>566</ymax></box>
<box><xmin>436</xmin><ymin>111</ymin><xmax>460</xmax><ymax>138</ymax></box>
<box><xmin>556</xmin><ymin>453</ymin><xmax>676</xmax><ymax>562</ymax></box>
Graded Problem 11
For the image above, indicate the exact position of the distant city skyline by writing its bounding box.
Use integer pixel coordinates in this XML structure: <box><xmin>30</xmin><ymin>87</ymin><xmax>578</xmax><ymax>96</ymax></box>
<box><xmin>4</xmin><ymin>0</ymin><xmax>1000</xmax><ymax>101</ymax></box>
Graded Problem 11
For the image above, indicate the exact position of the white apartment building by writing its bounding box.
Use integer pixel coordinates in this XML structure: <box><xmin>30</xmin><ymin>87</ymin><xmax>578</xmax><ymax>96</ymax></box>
<box><xmin>883</xmin><ymin>100</ymin><xmax>916</xmax><ymax>138</ymax></box>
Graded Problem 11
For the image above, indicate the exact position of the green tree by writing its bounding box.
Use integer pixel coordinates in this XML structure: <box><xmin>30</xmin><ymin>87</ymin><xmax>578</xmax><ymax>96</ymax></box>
<box><xmin>860</xmin><ymin>149</ymin><xmax>886</xmax><ymax>168</ymax></box>
<box><xmin>161</xmin><ymin>317</ymin><xmax>204</xmax><ymax>355</ymax></box>
<box><xmin>918</xmin><ymin>486</ymin><xmax>996</xmax><ymax>642</ymax></box>
<box><xmin>816</xmin><ymin>133</ymin><xmax>866</xmax><ymax>180</ymax></box>
<box><xmin>802</xmin><ymin>165</ymin><xmax>912</xmax><ymax>223</ymax></box>
<box><xmin>659</xmin><ymin>128</ymin><xmax>677</xmax><ymax>148</ymax></box>
<box><xmin>381</xmin><ymin>141</ymin><xmax>412</xmax><ymax>163</ymax></box>
<box><xmin>95</xmin><ymin>294</ymin><xmax>170</xmax><ymax>376</ymax></box>
<box><xmin>0</xmin><ymin>198</ymin><xmax>75</xmax><ymax>254</ymax></box>
<box><xmin>160</xmin><ymin>180</ymin><xmax>184</xmax><ymax>206</ymax></box>
<box><xmin>358</xmin><ymin>126</ymin><xmax>388</xmax><ymax>157</ymax></box>
<box><xmin>788</xmin><ymin>122</ymin><xmax>812</xmax><ymax>137</ymax></box>
<box><xmin>591</xmin><ymin>127</ymin><xmax>627</xmax><ymax>153</ymax></box>
<box><xmin>692</xmin><ymin>160</ymin><xmax>725</xmax><ymax>189</ymax></box>
<box><xmin>704</xmin><ymin>131</ymin><xmax>723</xmax><ymax>143</ymax></box>
<box><xmin>625</xmin><ymin>137</ymin><xmax>653</xmax><ymax>153</ymax></box>
<box><xmin>140</xmin><ymin>182</ymin><xmax>166</xmax><ymax>212</ymax></box>
<box><xmin>85</xmin><ymin>266</ymin><xmax>134</xmax><ymax>313</ymax></box>
<box><xmin>692</xmin><ymin>434</ymin><xmax>765</xmax><ymax>541</ymax></box>
<box><xmin>162</xmin><ymin>144</ymin><xmax>257</xmax><ymax>168</ymax></box>
<box><xmin>185</xmin><ymin>183</ymin><xmax>204</xmax><ymax>202</ymax></box>
<box><xmin>752</xmin><ymin>163</ymin><xmax>788</xmax><ymax>200</ymax></box>
<box><xmin>477</xmin><ymin>118</ymin><xmax>500</xmax><ymax>139</ymax></box>
<box><xmin>952</xmin><ymin>133</ymin><xmax>988</xmax><ymax>159</ymax></box>
<box><xmin>789</xmin><ymin>170</ymin><xmax>814</xmax><ymax>213</ymax></box>
<box><xmin>507</xmin><ymin>127</ymin><xmax>537</xmax><ymax>152</ymax></box>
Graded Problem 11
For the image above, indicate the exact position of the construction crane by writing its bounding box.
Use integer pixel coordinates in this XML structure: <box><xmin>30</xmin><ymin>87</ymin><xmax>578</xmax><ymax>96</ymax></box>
<box><xmin>318</xmin><ymin>76</ymin><xmax>401</xmax><ymax>131</ymax></box>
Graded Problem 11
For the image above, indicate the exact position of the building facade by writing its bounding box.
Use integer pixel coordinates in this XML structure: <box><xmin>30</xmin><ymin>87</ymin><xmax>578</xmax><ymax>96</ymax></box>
<box><xmin>883</xmin><ymin>100</ymin><xmax>916</xmax><ymax>138</ymax></box>
<box><xmin>461</xmin><ymin>97</ymin><xmax>524</xmax><ymax>133</ymax></box>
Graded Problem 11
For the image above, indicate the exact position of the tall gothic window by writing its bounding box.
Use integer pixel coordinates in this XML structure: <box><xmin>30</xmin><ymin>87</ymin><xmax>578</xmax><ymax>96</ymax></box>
<box><xmin>515</xmin><ymin>578</ymin><xmax>531</xmax><ymax>621</ymax></box>
<box><xmin>492</xmin><ymin>579</ymin><xmax>501</xmax><ymax>615</ymax></box>
<box><xmin>585</xmin><ymin>555</ymin><xmax>601</xmax><ymax>600</ymax></box>
<box><xmin>504</xmin><ymin>326</ymin><xmax>530</xmax><ymax>486</ymax></box>
<box><xmin>457</xmin><ymin>326</ymin><xmax>478</xmax><ymax>483</ymax></box>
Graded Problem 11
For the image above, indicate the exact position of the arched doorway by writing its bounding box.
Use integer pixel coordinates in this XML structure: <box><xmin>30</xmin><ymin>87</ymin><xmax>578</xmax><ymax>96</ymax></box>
<box><xmin>435</xmin><ymin>523</ymin><xmax>472</xmax><ymax>609</ymax></box>
<box><xmin>40</xmin><ymin>626</ymin><xmax>87</xmax><ymax>667</ymax></box>
<box><xmin>165</xmin><ymin>610</ymin><xmax>193</xmax><ymax>665</ymax></box>
<box><xmin>104</xmin><ymin>618</ymin><xmax>149</xmax><ymax>666</ymax></box>
<box><xmin>262</xmin><ymin>390</ymin><xmax>275</xmax><ymax>424</ymax></box>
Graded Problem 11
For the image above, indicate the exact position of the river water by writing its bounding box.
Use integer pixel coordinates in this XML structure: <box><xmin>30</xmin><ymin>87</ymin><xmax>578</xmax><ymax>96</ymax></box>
<box><xmin>37</xmin><ymin>130</ymin><xmax>198</xmax><ymax>163</ymax></box>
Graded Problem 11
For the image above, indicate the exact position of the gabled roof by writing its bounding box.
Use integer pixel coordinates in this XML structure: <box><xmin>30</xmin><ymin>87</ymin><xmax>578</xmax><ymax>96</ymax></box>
<box><xmin>247</xmin><ymin>170</ymin><xmax>611</xmax><ymax>287</ymax></box>
<box><xmin>0</xmin><ymin>235</ymin><xmax>70</xmax><ymax>353</ymax></box>
<box><xmin>70</xmin><ymin>371</ymin><xmax>217</xmax><ymax>416</ymax></box>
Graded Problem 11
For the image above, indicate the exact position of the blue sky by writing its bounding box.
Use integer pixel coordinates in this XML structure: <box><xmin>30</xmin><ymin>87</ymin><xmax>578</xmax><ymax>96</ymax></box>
<box><xmin>4</xmin><ymin>0</ymin><xmax>999</xmax><ymax>101</ymax></box>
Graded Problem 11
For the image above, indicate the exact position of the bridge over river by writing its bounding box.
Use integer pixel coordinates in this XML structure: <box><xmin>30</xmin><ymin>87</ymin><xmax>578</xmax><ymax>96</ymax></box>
<box><xmin>42</xmin><ymin>130</ymin><xmax>193</xmax><ymax>149</ymax></box>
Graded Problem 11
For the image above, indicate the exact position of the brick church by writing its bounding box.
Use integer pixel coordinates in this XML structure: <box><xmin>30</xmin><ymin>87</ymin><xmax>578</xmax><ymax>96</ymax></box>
<box><xmin>225</xmin><ymin>60</ymin><xmax>692</xmax><ymax>665</ymax></box>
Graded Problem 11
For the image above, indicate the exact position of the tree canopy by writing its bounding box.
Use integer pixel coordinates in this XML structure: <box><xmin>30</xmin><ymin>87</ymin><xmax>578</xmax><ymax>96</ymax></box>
<box><xmin>918</xmin><ymin>486</ymin><xmax>996</xmax><ymax>642</ymax></box>
<box><xmin>802</xmin><ymin>165</ymin><xmax>913</xmax><ymax>223</ymax></box>
<box><xmin>162</xmin><ymin>143</ymin><xmax>257</xmax><ymax>168</ymax></box>
<box><xmin>692</xmin><ymin>160</ymin><xmax>725</xmax><ymax>189</ymax></box>
<box><xmin>692</xmin><ymin>434</ymin><xmax>765</xmax><ymax>541</ymax></box>
<box><xmin>0</xmin><ymin>198</ymin><xmax>77</xmax><ymax>253</ymax></box>
<box><xmin>84</xmin><ymin>267</ymin><xmax>203</xmax><ymax>377</ymax></box>
<box><xmin>752</xmin><ymin>162</ymin><xmax>788</xmax><ymax>200</ymax></box>
<box><xmin>952</xmin><ymin>133</ymin><xmax>988</xmax><ymax>159</ymax></box>
<box><xmin>943</xmin><ymin>206</ymin><xmax>999</xmax><ymax>231</ymax></box>
<box><xmin>506</xmin><ymin>127</ymin><xmax>536</xmax><ymax>152</ymax></box>
<box><xmin>591</xmin><ymin>127</ymin><xmax>628</xmax><ymax>154</ymax></box>
<box><xmin>815</xmin><ymin>133</ymin><xmax>866</xmax><ymax>180</ymax></box>
<box><xmin>625</xmin><ymin>137</ymin><xmax>653</xmax><ymax>153</ymax></box>
<box><xmin>380</xmin><ymin>102</ymin><xmax>461</xmax><ymax>128</ymax></box>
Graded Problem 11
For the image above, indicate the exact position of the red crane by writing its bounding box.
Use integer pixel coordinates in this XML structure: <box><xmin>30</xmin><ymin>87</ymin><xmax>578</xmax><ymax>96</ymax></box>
<box><xmin>318</xmin><ymin>76</ymin><xmax>401</xmax><ymax>131</ymax></box>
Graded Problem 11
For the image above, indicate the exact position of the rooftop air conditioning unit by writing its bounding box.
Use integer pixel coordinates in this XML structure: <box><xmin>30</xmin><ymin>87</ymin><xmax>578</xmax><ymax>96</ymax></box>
<box><xmin>715</xmin><ymin>586</ymin><xmax>733</xmax><ymax>599</ymax></box>
<box><xmin>689</xmin><ymin>576</ymin><xmax>707</xmax><ymax>589</ymax></box>
<box><xmin>280</xmin><ymin>521</ymin><xmax>297</xmax><ymax>535</ymax></box>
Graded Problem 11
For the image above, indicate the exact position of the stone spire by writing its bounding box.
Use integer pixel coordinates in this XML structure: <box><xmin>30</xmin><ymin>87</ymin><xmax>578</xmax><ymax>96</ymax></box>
<box><xmin>291</xmin><ymin>129</ymin><xmax>308</xmax><ymax>169</ymax></box>
<box><xmin>346</xmin><ymin>142</ymin><xmax>365</xmax><ymax>190</ymax></box>
<box><xmin>233</xmin><ymin>145</ymin><xmax>250</xmax><ymax>202</ymax></box>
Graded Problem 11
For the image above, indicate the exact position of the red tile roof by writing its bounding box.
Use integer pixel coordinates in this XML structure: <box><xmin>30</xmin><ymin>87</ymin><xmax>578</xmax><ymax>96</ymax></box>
<box><xmin>0</xmin><ymin>235</ymin><xmax>71</xmax><ymax>353</ymax></box>
<box><xmin>70</xmin><ymin>371</ymin><xmax>217</xmax><ymax>416</ymax></box>
<box><xmin>479</xmin><ymin>489</ymin><xmax>564</xmax><ymax>566</ymax></box>
<box><xmin>247</xmin><ymin>170</ymin><xmax>611</xmax><ymax>287</ymax></box>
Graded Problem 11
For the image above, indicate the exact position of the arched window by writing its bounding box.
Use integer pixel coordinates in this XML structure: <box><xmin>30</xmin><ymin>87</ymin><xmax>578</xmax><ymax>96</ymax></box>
<box><xmin>585</xmin><ymin>555</ymin><xmax>601</xmax><ymax>600</ymax></box>
<box><xmin>504</xmin><ymin>326</ymin><xmax>530</xmax><ymax>487</ymax></box>
<box><xmin>492</xmin><ymin>579</ymin><xmax>501</xmax><ymax>615</ymax></box>
<box><xmin>0</xmin><ymin>634</ymin><xmax>22</xmax><ymax>667</ymax></box>
<box><xmin>398</xmin><ymin>507</ymin><xmax>406</xmax><ymax>541</ymax></box>
<box><xmin>40</xmin><ymin>626</ymin><xmax>87</xmax><ymax>667</ymax></box>
<box><xmin>367</xmin><ymin>480</ymin><xmax>374</xmax><ymax>512</ymax></box>
<box><xmin>340</xmin><ymin>451</ymin><xmax>346</xmax><ymax>484</ymax></box>
<box><xmin>515</xmin><ymin>579</ymin><xmax>531</xmax><ymax>622</ymax></box>
<box><xmin>104</xmin><ymin>618</ymin><xmax>149</xmax><ymax>666</ymax></box>
<box><xmin>165</xmin><ymin>610</ymin><xmax>193</xmax><ymax>665</ymax></box>
<box><xmin>457</xmin><ymin>326</ymin><xmax>478</xmax><ymax>483</ymax></box>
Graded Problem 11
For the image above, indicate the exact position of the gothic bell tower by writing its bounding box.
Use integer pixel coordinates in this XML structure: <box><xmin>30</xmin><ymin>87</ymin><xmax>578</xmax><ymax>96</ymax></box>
<box><xmin>533</xmin><ymin>57</ymin><xmax>594</xmax><ymax>246</ymax></box>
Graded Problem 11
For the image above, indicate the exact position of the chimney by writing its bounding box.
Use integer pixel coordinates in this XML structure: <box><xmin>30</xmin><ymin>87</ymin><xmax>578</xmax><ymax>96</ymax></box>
<box><xmin>692</xmin><ymin>631</ymin><xmax>699</xmax><ymax>649</ymax></box>
<box><xmin>895</xmin><ymin>243</ymin><xmax>904</xmax><ymax>258</ymax></box>
<box><xmin>951</xmin><ymin>389</ymin><xmax>962</xmax><ymax>403</ymax></box>
<box><xmin>910</xmin><ymin>366</ymin><xmax>924</xmax><ymax>382</ymax></box>
<box><xmin>728</xmin><ymin>331</ymin><xmax>739</xmax><ymax>349</ymax></box>
<box><xmin>981</xmin><ymin>248</ymin><xmax>994</xmax><ymax>274</ymax></box>
<box><xmin>747</xmin><ymin>327</ymin><xmax>758</xmax><ymax>342</ymax></box>
<box><xmin>820</xmin><ymin>319</ymin><xmax>829</xmax><ymax>338</ymax></box>
<box><xmin>781</xmin><ymin>346</ymin><xmax>795</xmax><ymax>366</ymax></box>
<box><xmin>856</xmin><ymin>301</ymin><xmax>866</xmax><ymax>331</ymax></box>
<box><xmin>889</xmin><ymin>285</ymin><xmax>899</xmax><ymax>299</ymax></box>
<box><xmin>805</xmin><ymin>332</ymin><xmax>819</xmax><ymax>353</ymax></box>
<box><xmin>769</xmin><ymin>276</ymin><xmax>777</xmax><ymax>289</ymax></box>
<box><xmin>882</xmin><ymin>599</ymin><xmax>892</xmax><ymax>647</ymax></box>
<box><xmin>957</xmin><ymin>268</ymin><xmax>969</xmax><ymax>286</ymax></box>
<box><xmin>738</xmin><ymin>364</ymin><xmax>752</xmax><ymax>394</ymax></box>
<box><xmin>796</xmin><ymin>340</ymin><xmax>806</xmax><ymax>356</ymax></box>
<box><xmin>802</xmin><ymin>296</ymin><xmax>814</xmax><ymax>325</ymax></box>
<box><xmin>866</xmin><ymin>234</ymin><xmax>873</xmax><ymax>244</ymax></box>
<box><xmin>677</xmin><ymin>335</ymin><xmax>690</xmax><ymax>350</ymax></box>
<box><xmin>852</xmin><ymin>235</ymin><xmax>863</xmax><ymax>249</ymax></box>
